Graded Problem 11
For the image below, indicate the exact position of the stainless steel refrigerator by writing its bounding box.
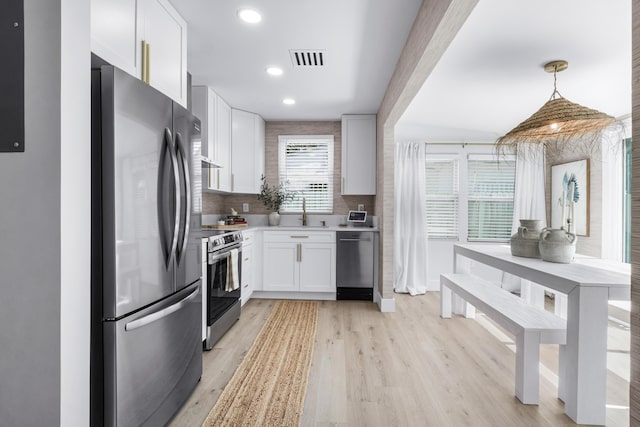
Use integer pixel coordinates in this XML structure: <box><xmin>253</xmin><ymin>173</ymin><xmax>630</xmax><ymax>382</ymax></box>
<box><xmin>90</xmin><ymin>63</ymin><xmax>203</xmax><ymax>426</ymax></box>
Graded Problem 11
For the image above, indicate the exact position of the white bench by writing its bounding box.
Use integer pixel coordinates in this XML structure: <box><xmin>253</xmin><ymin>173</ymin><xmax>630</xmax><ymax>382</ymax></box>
<box><xmin>440</xmin><ymin>273</ymin><xmax>566</xmax><ymax>405</ymax></box>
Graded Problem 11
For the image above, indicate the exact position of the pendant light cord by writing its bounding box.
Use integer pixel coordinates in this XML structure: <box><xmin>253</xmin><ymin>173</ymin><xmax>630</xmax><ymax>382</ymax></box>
<box><xmin>550</xmin><ymin>65</ymin><xmax>563</xmax><ymax>100</ymax></box>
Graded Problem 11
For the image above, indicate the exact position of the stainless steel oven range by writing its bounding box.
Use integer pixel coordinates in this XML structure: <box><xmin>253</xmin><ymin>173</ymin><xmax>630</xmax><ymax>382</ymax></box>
<box><xmin>204</xmin><ymin>230</ymin><xmax>243</xmax><ymax>350</ymax></box>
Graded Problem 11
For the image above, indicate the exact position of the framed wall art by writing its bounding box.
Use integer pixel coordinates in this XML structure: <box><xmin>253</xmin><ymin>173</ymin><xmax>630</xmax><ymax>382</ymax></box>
<box><xmin>551</xmin><ymin>159</ymin><xmax>590</xmax><ymax>236</ymax></box>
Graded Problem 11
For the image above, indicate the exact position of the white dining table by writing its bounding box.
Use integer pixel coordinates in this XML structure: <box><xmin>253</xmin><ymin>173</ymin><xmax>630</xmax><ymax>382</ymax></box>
<box><xmin>453</xmin><ymin>243</ymin><xmax>630</xmax><ymax>425</ymax></box>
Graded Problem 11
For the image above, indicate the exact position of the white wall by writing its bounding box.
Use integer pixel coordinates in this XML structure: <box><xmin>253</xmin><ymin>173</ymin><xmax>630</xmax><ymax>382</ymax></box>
<box><xmin>0</xmin><ymin>1</ymin><xmax>90</xmax><ymax>426</ymax></box>
<box><xmin>60</xmin><ymin>0</ymin><xmax>91</xmax><ymax>425</ymax></box>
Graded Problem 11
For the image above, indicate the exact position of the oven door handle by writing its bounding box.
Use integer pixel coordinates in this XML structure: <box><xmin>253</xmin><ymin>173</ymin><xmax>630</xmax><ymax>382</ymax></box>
<box><xmin>208</xmin><ymin>246</ymin><xmax>242</xmax><ymax>264</ymax></box>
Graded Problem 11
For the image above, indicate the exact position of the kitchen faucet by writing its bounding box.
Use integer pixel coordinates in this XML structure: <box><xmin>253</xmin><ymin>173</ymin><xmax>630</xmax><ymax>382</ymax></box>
<box><xmin>301</xmin><ymin>197</ymin><xmax>307</xmax><ymax>226</ymax></box>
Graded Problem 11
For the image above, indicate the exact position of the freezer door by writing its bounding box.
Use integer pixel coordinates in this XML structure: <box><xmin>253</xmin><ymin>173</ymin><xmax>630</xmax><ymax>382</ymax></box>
<box><xmin>101</xmin><ymin>66</ymin><xmax>177</xmax><ymax>318</ymax></box>
<box><xmin>103</xmin><ymin>281</ymin><xmax>202</xmax><ymax>427</ymax></box>
<box><xmin>174</xmin><ymin>102</ymin><xmax>203</xmax><ymax>290</ymax></box>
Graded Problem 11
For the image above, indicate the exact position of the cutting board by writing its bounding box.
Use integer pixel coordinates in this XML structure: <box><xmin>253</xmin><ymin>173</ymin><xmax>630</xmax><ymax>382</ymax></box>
<box><xmin>202</xmin><ymin>224</ymin><xmax>248</xmax><ymax>230</ymax></box>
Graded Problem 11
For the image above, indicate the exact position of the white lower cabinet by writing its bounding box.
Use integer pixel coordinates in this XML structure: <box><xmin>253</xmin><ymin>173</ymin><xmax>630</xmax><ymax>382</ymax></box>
<box><xmin>240</xmin><ymin>244</ymin><xmax>254</xmax><ymax>305</ymax></box>
<box><xmin>262</xmin><ymin>231</ymin><xmax>336</xmax><ymax>293</ymax></box>
<box><xmin>240</xmin><ymin>230</ymin><xmax>255</xmax><ymax>305</ymax></box>
<box><xmin>298</xmin><ymin>243</ymin><xmax>335</xmax><ymax>292</ymax></box>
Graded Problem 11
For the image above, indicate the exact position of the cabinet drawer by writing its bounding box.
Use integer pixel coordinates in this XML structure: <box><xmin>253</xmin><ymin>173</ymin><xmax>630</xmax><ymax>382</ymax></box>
<box><xmin>242</xmin><ymin>230</ymin><xmax>255</xmax><ymax>246</ymax></box>
<box><xmin>263</xmin><ymin>231</ymin><xmax>335</xmax><ymax>243</ymax></box>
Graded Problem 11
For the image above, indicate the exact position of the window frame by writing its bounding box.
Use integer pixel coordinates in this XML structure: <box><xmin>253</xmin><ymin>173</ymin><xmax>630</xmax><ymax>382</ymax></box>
<box><xmin>424</xmin><ymin>144</ymin><xmax>516</xmax><ymax>243</ymax></box>
<box><xmin>466</xmin><ymin>153</ymin><xmax>516</xmax><ymax>242</ymax></box>
<box><xmin>424</xmin><ymin>153</ymin><xmax>460</xmax><ymax>240</ymax></box>
<box><xmin>278</xmin><ymin>134</ymin><xmax>334</xmax><ymax>214</ymax></box>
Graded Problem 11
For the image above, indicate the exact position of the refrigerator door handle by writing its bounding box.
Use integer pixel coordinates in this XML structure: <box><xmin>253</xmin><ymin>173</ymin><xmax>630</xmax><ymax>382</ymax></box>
<box><xmin>125</xmin><ymin>286</ymin><xmax>199</xmax><ymax>331</ymax></box>
<box><xmin>158</xmin><ymin>127</ymin><xmax>180</xmax><ymax>268</ymax></box>
<box><xmin>168</xmin><ymin>128</ymin><xmax>181</xmax><ymax>266</ymax></box>
<box><xmin>175</xmin><ymin>132</ymin><xmax>191</xmax><ymax>266</ymax></box>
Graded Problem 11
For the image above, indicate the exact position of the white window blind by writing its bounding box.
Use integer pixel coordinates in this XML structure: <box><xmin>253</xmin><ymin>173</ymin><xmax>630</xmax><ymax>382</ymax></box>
<box><xmin>467</xmin><ymin>154</ymin><xmax>515</xmax><ymax>241</ymax></box>
<box><xmin>278</xmin><ymin>135</ymin><xmax>334</xmax><ymax>213</ymax></box>
<box><xmin>425</xmin><ymin>155</ymin><xmax>459</xmax><ymax>239</ymax></box>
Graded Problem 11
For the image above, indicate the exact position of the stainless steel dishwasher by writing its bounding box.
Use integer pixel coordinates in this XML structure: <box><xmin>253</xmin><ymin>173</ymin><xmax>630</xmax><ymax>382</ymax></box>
<box><xmin>336</xmin><ymin>230</ymin><xmax>377</xmax><ymax>300</ymax></box>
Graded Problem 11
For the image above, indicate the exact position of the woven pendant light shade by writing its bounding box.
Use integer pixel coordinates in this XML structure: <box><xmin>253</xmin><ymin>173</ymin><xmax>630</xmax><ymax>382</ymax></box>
<box><xmin>496</xmin><ymin>96</ymin><xmax>615</xmax><ymax>146</ymax></box>
<box><xmin>495</xmin><ymin>60</ymin><xmax>616</xmax><ymax>157</ymax></box>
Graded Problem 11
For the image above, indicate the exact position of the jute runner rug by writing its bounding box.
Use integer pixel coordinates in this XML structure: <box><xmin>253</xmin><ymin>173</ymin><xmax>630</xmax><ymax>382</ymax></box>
<box><xmin>202</xmin><ymin>300</ymin><xmax>319</xmax><ymax>427</ymax></box>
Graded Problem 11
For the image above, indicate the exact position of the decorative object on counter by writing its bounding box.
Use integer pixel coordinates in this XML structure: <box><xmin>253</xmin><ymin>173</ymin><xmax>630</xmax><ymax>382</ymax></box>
<box><xmin>510</xmin><ymin>219</ymin><xmax>543</xmax><ymax>258</ymax></box>
<box><xmin>257</xmin><ymin>175</ymin><xmax>295</xmax><ymax>226</ymax></box>
<box><xmin>539</xmin><ymin>227</ymin><xmax>576</xmax><ymax>263</ymax></box>
<box><xmin>551</xmin><ymin>159</ymin><xmax>589</xmax><ymax>236</ymax></box>
<box><xmin>495</xmin><ymin>60</ymin><xmax>616</xmax><ymax>162</ymax></box>
<box><xmin>217</xmin><ymin>220</ymin><xmax>225</xmax><ymax>226</ymax></box>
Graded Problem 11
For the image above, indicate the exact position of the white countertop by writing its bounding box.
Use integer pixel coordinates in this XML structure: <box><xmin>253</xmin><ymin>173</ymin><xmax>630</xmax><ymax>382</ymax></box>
<box><xmin>201</xmin><ymin>225</ymin><xmax>378</xmax><ymax>235</ymax></box>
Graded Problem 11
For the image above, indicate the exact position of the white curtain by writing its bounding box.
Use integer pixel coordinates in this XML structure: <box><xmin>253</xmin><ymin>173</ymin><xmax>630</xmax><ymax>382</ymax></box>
<box><xmin>512</xmin><ymin>144</ymin><xmax>547</xmax><ymax>233</ymax></box>
<box><xmin>394</xmin><ymin>142</ymin><xmax>428</xmax><ymax>295</ymax></box>
<box><xmin>504</xmin><ymin>144</ymin><xmax>547</xmax><ymax>295</ymax></box>
<box><xmin>601</xmin><ymin>125</ymin><xmax>626</xmax><ymax>261</ymax></box>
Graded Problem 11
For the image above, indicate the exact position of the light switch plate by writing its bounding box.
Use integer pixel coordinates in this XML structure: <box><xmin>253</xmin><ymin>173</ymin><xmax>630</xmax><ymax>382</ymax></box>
<box><xmin>357</xmin><ymin>204</ymin><xmax>364</xmax><ymax>211</ymax></box>
<box><xmin>242</xmin><ymin>203</ymin><xmax>249</xmax><ymax>212</ymax></box>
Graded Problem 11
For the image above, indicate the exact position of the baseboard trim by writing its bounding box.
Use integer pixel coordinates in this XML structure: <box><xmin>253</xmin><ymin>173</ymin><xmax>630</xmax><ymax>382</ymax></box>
<box><xmin>375</xmin><ymin>290</ymin><xmax>396</xmax><ymax>312</ymax></box>
<box><xmin>251</xmin><ymin>291</ymin><xmax>336</xmax><ymax>301</ymax></box>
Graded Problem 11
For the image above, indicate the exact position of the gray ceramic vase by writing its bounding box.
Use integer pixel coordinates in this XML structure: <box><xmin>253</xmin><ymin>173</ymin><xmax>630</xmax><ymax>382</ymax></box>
<box><xmin>539</xmin><ymin>228</ymin><xmax>577</xmax><ymax>264</ymax></box>
<box><xmin>510</xmin><ymin>219</ymin><xmax>543</xmax><ymax>258</ymax></box>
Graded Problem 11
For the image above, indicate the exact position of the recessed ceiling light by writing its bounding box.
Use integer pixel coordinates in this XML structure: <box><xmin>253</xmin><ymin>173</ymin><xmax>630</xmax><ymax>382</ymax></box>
<box><xmin>237</xmin><ymin>8</ymin><xmax>262</xmax><ymax>24</ymax></box>
<box><xmin>282</xmin><ymin>98</ymin><xmax>296</xmax><ymax>105</ymax></box>
<box><xmin>266</xmin><ymin>66</ymin><xmax>283</xmax><ymax>76</ymax></box>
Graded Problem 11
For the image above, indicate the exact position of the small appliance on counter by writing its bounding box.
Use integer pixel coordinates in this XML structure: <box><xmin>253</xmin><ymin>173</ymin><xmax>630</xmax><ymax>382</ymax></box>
<box><xmin>339</xmin><ymin>210</ymin><xmax>374</xmax><ymax>228</ymax></box>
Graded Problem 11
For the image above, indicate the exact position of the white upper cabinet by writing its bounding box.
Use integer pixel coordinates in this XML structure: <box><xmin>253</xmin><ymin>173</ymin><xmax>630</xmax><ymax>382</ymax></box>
<box><xmin>216</xmin><ymin>97</ymin><xmax>232</xmax><ymax>192</ymax></box>
<box><xmin>231</xmin><ymin>109</ymin><xmax>265</xmax><ymax>194</ymax></box>
<box><xmin>91</xmin><ymin>0</ymin><xmax>188</xmax><ymax>107</ymax></box>
<box><xmin>192</xmin><ymin>86</ymin><xmax>231</xmax><ymax>192</ymax></box>
<box><xmin>138</xmin><ymin>0</ymin><xmax>187</xmax><ymax>107</ymax></box>
<box><xmin>341</xmin><ymin>114</ymin><xmax>377</xmax><ymax>195</ymax></box>
<box><xmin>91</xmin><ymin>0</ymin><xmax>140</xmax><ymax>77</ymax></box>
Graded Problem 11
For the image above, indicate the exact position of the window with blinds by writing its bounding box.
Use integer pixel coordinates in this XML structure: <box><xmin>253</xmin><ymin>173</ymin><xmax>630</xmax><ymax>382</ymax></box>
<box><xmin>467</xmin><ymin>154</ymin><xmax>515</xmax><ymax>241</ymax></box>
<box><xmin>278</xmin><ymin>135</ymin><xmax>334</xmax><ymax>213</ymax></box>
<box><xmin>425</xmin><ymin>155</ymin><xmax>459</xmax><ymax>239</ymax></box>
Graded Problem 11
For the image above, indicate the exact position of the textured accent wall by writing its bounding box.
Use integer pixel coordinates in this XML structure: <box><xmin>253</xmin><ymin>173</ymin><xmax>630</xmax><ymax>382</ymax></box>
<box><xmin>202</xmin><ymin>121</ymin><xmax>374</xmax><ymax>216</ymax></box>
<box><xmin>630</xmin><ymin>0</ymin><xmax>640</xmax><ymax>422</ymax></box>
<box><xmin>374</xmin><ymin>0</ymin><xmax>477</xmax><ymax>300</ymax></box>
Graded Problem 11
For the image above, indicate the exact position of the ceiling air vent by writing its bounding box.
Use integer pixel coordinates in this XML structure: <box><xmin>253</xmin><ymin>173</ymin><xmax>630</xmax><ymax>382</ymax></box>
<box><xmin>289</xmin><ymin>50</ymin><xmax>325</xmax><ymax>67</ymax></box>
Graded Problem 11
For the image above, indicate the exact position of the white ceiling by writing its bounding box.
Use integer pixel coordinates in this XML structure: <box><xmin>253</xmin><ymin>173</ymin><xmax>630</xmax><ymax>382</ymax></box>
<box><xmin>172</xmin><ymin>0</ymin><xmax>631</xmax><ymax>136</ymax></box>
<box><xmin>396</xmin><ymin>0</ymin><xmax>632</xmax><ymax>142</ymax></box>
<box><xmin>171</xmin><ymin>0</ymin><xmax>423</xmax><ymax>121</ymax></box>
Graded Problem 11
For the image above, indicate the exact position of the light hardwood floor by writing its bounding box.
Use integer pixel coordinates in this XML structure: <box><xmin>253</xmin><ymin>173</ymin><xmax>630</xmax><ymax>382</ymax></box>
<box><xmin>171</xmin><ymin>293</ymin><xmax>630</xmax><ymax>427</ymax></box>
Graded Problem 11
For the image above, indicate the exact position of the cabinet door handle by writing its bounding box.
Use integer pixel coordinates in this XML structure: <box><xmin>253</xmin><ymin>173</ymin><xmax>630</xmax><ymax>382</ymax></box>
<box><xmin>243</xmin><ymin>284</ymin><xmax>249</xmax><ymax>288</ymax></box>
<box><xmin>297</xmin><ymin>243</ymin><xmax>301</xmax><ymax>262</ymax></box>
<box><xmin>141</xmin><ymin>40</ymin><xmax>147</xmax><ymax>83</ymax></box>
<box><xmin>141</xmin><ymin>40</ymin><xmax>151</xmax><ymax>83</ymax></box>
<box><xmin>145</xmin><ymin>42</ymin><xmax>151</xmax><ymax>83</ymax></box>
<box><xmin>341</xmin><ymin>177</ymin><xmax>344</xmax><ymax>194</ymax></box>
<box><xmin>244</xmin><ymin>257</ymin><xmax>249</xmax><ymax>261</ymax></box>
<box><xmin>290</xmin><ymin>235</ymin><xmax>309</xmax><ymax>239</ymax></box>
<box><xmin>217</xmin><ymin>169</ymin><xmax>220</xmax><ymax>190</ymax></box>
<box><xmin>232</xmin><ymin>174</ymin><xmax>235</xmax><ymax>192</ymax></box>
